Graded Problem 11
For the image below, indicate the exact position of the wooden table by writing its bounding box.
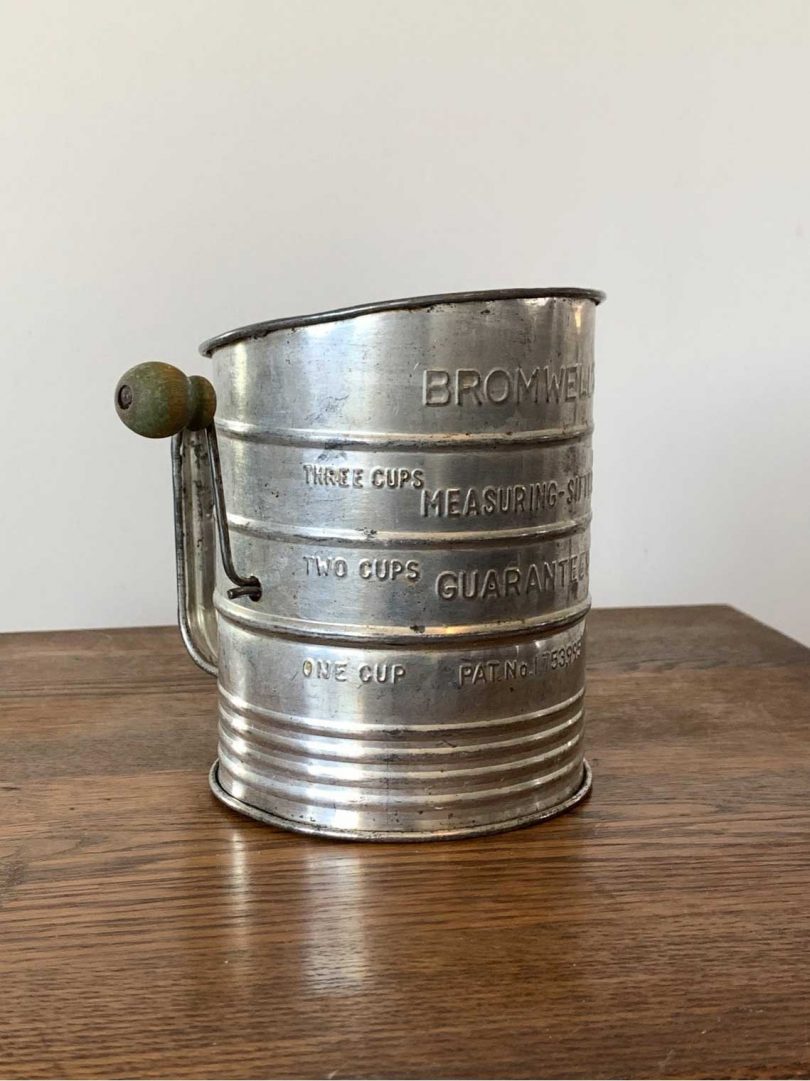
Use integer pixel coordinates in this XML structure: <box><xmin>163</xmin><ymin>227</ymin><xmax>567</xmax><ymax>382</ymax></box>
<box><xmin>2</xmin><ymin>606</ymin><xmax>809</xmax><ymax>1080</ymax></box>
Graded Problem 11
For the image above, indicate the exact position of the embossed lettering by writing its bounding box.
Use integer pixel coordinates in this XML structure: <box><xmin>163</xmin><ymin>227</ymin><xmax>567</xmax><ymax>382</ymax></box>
<box><xmin>483</xmin><ymin>368</ymin><xmax>511</xmax><ymax>403</ymax></box>
<box><xmin>545</xmin><ymin>366</ymin><xmax>565</xmax><ymax>402</ymax></box>
<box><xmin>359</xmin><ymin>663</ymin><xmax>407</xmax><ymax>684</ymax></box>
<box><xmin>436</xmin><ymin>571</ymin><xmax>457</xmax><ymax>601</ymax></box>
<box><xmin>456</xmin><ymin>369</ymin><xmax>483</xmax><ymax>405</ymax></box>
<box><xmin>435</xmin><ymin>553</ymin><xmax>589</xmax><ymax>601</ymax></box>
<box><xmin>423</xmin><ymin>369</ymin><xmax>451</xmax><ymax>406</ymax></box>
<box><xmin>421</xmin><ymin>365</ymin><xmax>594</xmax><ymax>407</ymax></box>
<box><xmin>421</xmin><ymin>480</ymin><xmax>568</xmax><ymax>519</ymax></box>
<box><xmin>567</xmin><ymin>471</ymin><xmax>592</xmax><ymax>505</ymax></box>
<box><xmin>302</xmin><ymin>464</ymin><xmax>428</xmax><ymax>490</ymax></box>
<box><xmin>456</xmin><ymin>633</ymin><xmax>584</xmax><ymax>687</ymax></box>
<box><xmin>303</xmin><ymin>555</ymin><xmax>348</xmax><ymax>577</ymax></box>
<box><xmin>302</xmin><ymin>463</ymin><xmax>364</xmax><ymax>487</ymax></box>
<box><xmin>358</xmin><ymin>559</ymin><xmax>421</xmax><ymax>583</ymax></box>
<box><xmin>446</xmin><ymin>488</ymin><xmax>462</xmax><ymax>516</ymax></box>
<box><xmin>370</xmin><ymin>467</ymin><xmax>425</xmax><ymax>490</ymax></box>
<box><xmin>516</xmin><ymin>367</ymin><xmax>540</xmax><ymax>401</ymax></box>
<box><xmin>504</xmin><ymin>566</ymin><xmax>521</xmax><ymax>596</ymax></box>
<box><xmin>302</xmin><ymin>659</ymin><xmax>348</xmax><ymax>681</ymax></box>
<box><xmin>421</xmin><ymin>488</ymin><xmax>444</xmax><ymax>516</ymax></box>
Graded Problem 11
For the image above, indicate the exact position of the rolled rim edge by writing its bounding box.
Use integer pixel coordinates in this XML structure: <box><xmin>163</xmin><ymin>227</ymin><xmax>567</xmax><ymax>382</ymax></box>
<box><xmin>208</xmin><ymin>759</ymin><xmax>592</xmax><ymax>841</ymax></box>
<box><xmin>199</xmin><ymin>286</ymin><xmax>606</xmax><ymax>357</ymax></box>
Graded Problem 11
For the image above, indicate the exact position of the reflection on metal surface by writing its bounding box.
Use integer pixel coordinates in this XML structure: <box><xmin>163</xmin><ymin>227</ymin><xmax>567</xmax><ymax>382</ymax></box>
<box><xmin>173</xmin><ymin>430</ymin><xmax>218</xmax><ymax>674</ymax></box>
<box><xmin>299</xmin><ymin>849</ymin><xmax>371</xmax><ymax>992</ymax></box>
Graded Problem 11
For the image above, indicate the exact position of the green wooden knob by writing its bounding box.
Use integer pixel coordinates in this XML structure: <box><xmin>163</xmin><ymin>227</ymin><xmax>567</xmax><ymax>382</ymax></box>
<box><xmin>114</xmin><ymin>362</ymin><xmax>216</xmax><ymax>438</ymax></box>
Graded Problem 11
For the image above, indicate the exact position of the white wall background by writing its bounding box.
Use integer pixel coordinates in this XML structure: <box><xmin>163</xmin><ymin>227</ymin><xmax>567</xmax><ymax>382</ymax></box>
<box><xmin>2</xmin><ymin>0</ymin><xmax>809</xmax><ymax>643</ymax></box>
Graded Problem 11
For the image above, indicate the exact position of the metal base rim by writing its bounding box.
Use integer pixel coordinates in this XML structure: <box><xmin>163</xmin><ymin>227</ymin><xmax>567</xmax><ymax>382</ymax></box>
<box><xmin>208</xmin><ymin>760</ymin><xmax>592</xmax><ymax>842</ymax></box>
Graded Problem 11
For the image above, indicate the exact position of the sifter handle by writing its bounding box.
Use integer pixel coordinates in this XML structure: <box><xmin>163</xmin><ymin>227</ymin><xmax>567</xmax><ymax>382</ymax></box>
<box><xmin>114</xmin><ymin>362</ymin><xmax>216</xmax><ymax>438</ymax></box>
<box><xmin>113</xmin><ymin>359</ymin><xmax>261</xmax><ymax>649</ymax></box>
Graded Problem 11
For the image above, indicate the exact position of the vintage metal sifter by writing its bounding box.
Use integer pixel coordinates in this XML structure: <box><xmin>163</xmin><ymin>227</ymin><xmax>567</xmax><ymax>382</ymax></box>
<box><xmin>114</xmin><ymin>288</ymin><xmax>603</xmax><ymax>840</ymax></box>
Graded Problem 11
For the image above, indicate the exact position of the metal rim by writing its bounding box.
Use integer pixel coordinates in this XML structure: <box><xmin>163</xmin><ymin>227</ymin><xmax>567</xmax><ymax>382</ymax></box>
<box><xmin>208</xmin><ymin>759</ymin><xmax>592</xmax><ymax>842</ymax></box>
<box><xmin>199</xmin><ymin>287</ymin><xmax>605</xmax><ymax>357</ymax></box>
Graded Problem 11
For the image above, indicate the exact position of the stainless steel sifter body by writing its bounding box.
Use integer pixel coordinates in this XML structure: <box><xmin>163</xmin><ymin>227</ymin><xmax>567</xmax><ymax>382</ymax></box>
<box><xmin>115</xmin><ymin>287</ymin><xmax>603</xmax><ymax>840</ymax></box>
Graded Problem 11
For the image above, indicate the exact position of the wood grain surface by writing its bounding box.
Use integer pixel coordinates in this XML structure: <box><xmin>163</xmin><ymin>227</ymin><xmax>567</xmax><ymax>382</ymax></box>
<box><xmin>1</xmin><ymin>606</ymin><xmax>809</xmax><ymax>1080</ymax></box>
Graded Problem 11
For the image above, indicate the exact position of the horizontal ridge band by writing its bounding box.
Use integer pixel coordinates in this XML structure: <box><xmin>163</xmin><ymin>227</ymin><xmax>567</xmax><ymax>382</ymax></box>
<box><xmin>218</xmin><ymin>746</ymin><xmax>584</xmax><ymax>809</ymax></box>
<box><xmin>219</xmin><ymin>701</ymin><xmax>584</xmax><ymax>759</ymax></box>
<box><xmin>219</xmin><ymin>726</ymin><xmax>583</xmax><ymax>784</ymax></box>
<box><xmin>227</xmin><ymin>512</ymin><xmax>591</xmax><ymax>548</ymax></box>
<box><xmin>219</xmin><ymin>685</ymin><xmax>585</xmax><ymax>738</ymax></box>
<box><xmin>214</xmin><ymin>596</ymin><xmax>591</xmax><ymax>645</ymax></box>
<box><xmin>216</xmin><ymin>419</ymin><xmax>593</xmax><ymax>449</ymax></box>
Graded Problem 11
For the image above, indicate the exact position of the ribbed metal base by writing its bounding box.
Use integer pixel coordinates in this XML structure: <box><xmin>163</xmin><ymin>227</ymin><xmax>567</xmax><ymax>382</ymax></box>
<box><xmin>208</xmin><ymin>759</ymin><xmax>592</xmax><ymax>842</ymax></box>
